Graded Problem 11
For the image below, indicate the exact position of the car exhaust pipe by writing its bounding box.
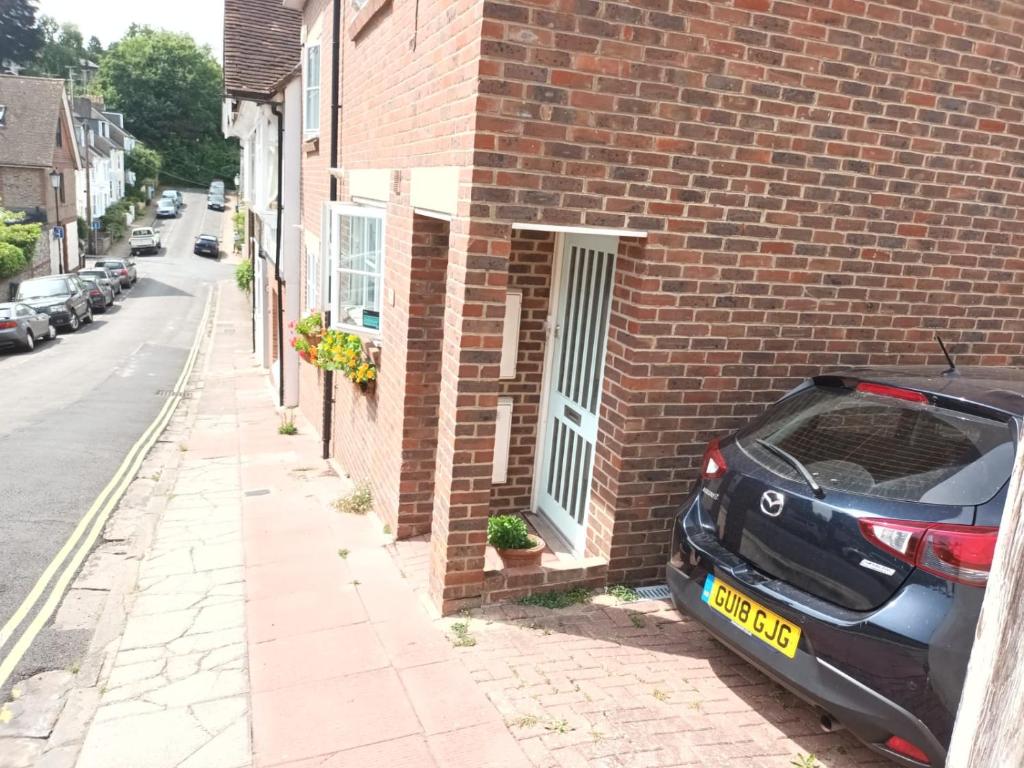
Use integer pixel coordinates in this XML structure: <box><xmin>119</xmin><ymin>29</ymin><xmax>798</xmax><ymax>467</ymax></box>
<box><xmin>820</xmin><ymin>714</ymin><xmax>845</xmax><ymax>733</ymax></box>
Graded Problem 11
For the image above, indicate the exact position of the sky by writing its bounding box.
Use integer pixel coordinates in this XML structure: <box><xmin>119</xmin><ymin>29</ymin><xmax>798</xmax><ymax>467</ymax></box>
<box><xmin>34</xmin><ymin>0</ymin><xmax>224</xmax><ymax>61</ymax></box>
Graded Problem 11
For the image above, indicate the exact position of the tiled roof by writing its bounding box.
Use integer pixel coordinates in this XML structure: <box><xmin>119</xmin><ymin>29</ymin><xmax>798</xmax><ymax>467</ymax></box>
<box><xmin>223</xmin><ymin>0</ymin><xmax>301</xmax><ymax>98</ymax></box>
<box><xmin>0</xmin><ymin>75</ymin><xmax>66</xmax><ymax>168</ymax></box>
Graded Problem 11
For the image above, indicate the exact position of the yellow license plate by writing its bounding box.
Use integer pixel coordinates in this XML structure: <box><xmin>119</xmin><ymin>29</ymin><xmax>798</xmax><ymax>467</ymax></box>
<box><xmin>701</xmin><ymin>575</ymin><xmax>801</xmax><ymax>659</ymax></box>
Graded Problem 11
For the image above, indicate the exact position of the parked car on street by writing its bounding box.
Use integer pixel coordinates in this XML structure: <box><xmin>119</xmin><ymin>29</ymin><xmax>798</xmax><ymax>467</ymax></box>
<box><xmin>207</xmin><ymin>192</ymin><xmax>226</xmax><ymax>211</ymax></box>
<box><xmin>193</xmin><ymin>235</ymin><xmax>220</xmax><ymax>258</ymax></box>
<box><xmin>156</xmin><ymin>198</ymin><xmax>178</xmax><ymax>219</ymax></box>
<box><xmin>15</xmin><ymin>275</ymin><xmax>93</xmax><ymax>331</ymax></box>
<box><xmin>79</xmin><ymin>275</ymin><xmax>114</xmax><ymax>311</ymax></box>
<box><xmin>93</xmin><ymin>258</ymin><xmax>137</xmax><ymax>287</ymax></box>
<box><xmin>667</xmin><ymin>366</ymin><xmax>1021</xmax><ymax>768</ymax></box>
<box><xmin>0</xmin><ymin>302</ymin><xmax>56</xmax><ymax>351</ymax></box>
<box><xmin>162</xmin><ymin>189</ymin><xmax>184</xmax><ymax>208</ymax></box>
<box><xmin>129</xmin><ymin>226</ymin><xmax>161</xmax><ymax>256</ymax></box>
<box><xmin>209</xmin><ymin>179</ymin><xmax>225</xmax><ymax>197</ymax></box>
<box><xmin>78</xmin><ymin>267</ymin><xmax>122</xmax><ymax>297</ymax></box>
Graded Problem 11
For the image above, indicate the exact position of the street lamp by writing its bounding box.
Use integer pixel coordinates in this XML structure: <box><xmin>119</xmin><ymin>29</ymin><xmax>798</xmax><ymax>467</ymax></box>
<box><xmin>49</xmin><ymin>169</ymin><xmax>64</xmax><ymax>274</ymax></box>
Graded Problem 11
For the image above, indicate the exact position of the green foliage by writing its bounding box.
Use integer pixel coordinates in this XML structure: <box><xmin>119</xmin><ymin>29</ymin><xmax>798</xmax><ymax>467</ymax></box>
<box><xmin>278</xmin><ymin>411</ymin><xmax>297</xmax><ymax>436</ymax></box>
<box><xmin>97</xmin><ymin>28</ymin><xmax>238</xmax><ymax>187</ymax></box>
<box><xmin>232</xmin><ymin>209</ymin><xmax>245</xmax><ymax>252</ymax></box>
<box><xmin>77</xmin><ymin>216</ymin><xmax>88</xmax><ymax>241</ymax></box>
<box><xmin>333</xmin><ymin>483</ymin><xmax>373</xmax><ymax>515</ymax></box>
<box><xmin>27</xmin><ymin>16</ymin><xmax>85</xmax><ymax>79</ymax></box>
<box><xmin>126</xmin><ymin>146</ymin><xmax>162</xmax><ymax>183</ymax></box>
<box><xmin>518</xmin><ymin>588</ymin><xmax>593</xmax><ymax>610</ymax></box>
<box><xmin>100</xmin><ymin>200</ymin><xmax>132</xmax><ymax>240</ymax></box>
<box><xmin>234</xmin><ymin>258</ymin><xmax>253</xmax><ymax>294</ymax></box>
<box><xmin>0</xmin><ymin>224</ymin><xmax>39</xmax><ymax>263</ymax></box>
<box><xmin>0</xmin><ymin>242</ymin><xmax>27</xmax><ymax>280</ymax></box>
<box><xmin>790</xmin><ymin>755</ymin><xmax>821</xmax><ymax>768</ymax></box>
<box><xmin>487</xmin><ymin>515</ymin><xmax>532</xmax><ymax>550</ymax></box>
<box><xmin>295</xmin><ymin>312</ymin><xmax>322</xmax><ymax>336</ymax></box>
<box><xmin>606</xmin><ymin>585</ymin><xmax>639</xmax><ymax>603</ymax></box>
<box><xmin>0</xmin><ymin>0</ymin><xmax>43</xmax><ymax>69</ymax></box>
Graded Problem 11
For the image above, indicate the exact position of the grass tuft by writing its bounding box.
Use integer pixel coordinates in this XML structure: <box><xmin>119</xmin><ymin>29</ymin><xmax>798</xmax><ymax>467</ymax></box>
<box><xmin>518</xmin><ymin>587</ymin><xmax>593</xmax><ymax>610</ymax></box>
<box><xmin>333</xmin><ymin>483</ymin><xmax>372</xmax><ymax>515</ymax></box>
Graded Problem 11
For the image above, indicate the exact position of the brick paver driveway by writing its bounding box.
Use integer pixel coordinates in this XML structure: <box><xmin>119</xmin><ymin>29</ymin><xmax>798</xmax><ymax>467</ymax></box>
<box><xmin>445</xmin><ymin>596</ymin><xmax>892</xmax><ymax>768</ymax></box>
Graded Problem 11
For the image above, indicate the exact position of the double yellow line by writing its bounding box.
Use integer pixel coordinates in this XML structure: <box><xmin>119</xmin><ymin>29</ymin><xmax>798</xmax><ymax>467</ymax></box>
<box><xmin>0</xmin><ymin>287</ymin><xmax>215</xmax><ymax>691</ymax></box>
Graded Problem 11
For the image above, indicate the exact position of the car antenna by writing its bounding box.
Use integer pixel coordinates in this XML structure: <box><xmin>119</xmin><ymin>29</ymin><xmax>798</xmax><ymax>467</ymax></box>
<box><xmin>936</xmin><ymin>335</ymin><xmax>957</xmax><ymax>376</ymax></box>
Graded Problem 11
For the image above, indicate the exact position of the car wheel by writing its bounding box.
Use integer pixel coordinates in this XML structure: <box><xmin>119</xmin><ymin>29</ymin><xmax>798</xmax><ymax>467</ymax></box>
<box><xmin>47</xmin><ymin>324</ymin><xmax>56</xmax><ymax>340</ymax></box>
<box><xmin>68</xmin><ymin>312</ymin><xmax>80</xmax><ymax>332</ymax></box>
<box><xmin>22</xmin><ymin>331</ymin><xmax>34</xmax><ymax>352</ymax></box>
<box><xmin>83</xmin><ymin>307</ymin><xmax>94</xmax><ymax>325</ymax></box>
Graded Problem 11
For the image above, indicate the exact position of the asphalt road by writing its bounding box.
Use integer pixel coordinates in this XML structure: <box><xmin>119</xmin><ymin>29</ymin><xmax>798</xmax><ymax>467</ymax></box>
<box><xmin>0</xmin><ymin>191</ymin><xmax>233</xmax><ymax>695</ymax></box>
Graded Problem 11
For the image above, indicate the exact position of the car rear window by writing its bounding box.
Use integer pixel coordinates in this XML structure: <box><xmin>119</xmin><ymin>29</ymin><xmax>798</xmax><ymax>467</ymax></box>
<box><xmin>0</xmin><ymin>308</ymin><xmax>11</xmax><ymax>319</ymax></box>
<box><xmin>737</xmin><ymin>385</ymin><xmax>1015</xmax><ymax>506</ymax></box>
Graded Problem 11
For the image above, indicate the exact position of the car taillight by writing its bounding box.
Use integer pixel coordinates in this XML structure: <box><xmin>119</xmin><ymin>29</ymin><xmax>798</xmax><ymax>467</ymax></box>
<box><xmin>0</xmin><ymin>321</ymin><xmax>16</xmax><ymax>329</ymax></box>
<box><xmin>858</xmin><ymin>518</ymin><xmax>998</xmax><ymax>587</ymax></box>
<box><xmin>701</xmin><ymin>438</ymin><xmax>727</xmax><ymax>480</ymax></box>
<box><xmin>885</xmin><ymin>735</ymin><xmax>930</xmax><ymax>764</ymax></box>
<box><xmin>90</xmin><ymin>289</ymin><xmax>102</xmax><ymax>297</ymax></box>
<box><xmin>855</xmin><ymin>381</ymin><xmax>928</xmax><ymax>403</ymax></box>
<box><xmin>119</xmin><ymin>269</ymin><xmax>128</xmax><ymax>275</ymax></box>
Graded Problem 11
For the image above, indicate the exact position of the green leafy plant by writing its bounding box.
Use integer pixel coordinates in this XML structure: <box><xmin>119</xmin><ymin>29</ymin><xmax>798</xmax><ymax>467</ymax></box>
<box><xmin>487</xmin><ymin>514</ymin><xmax>532</xmax><ymax>550</ymax></box>
<box><xmin>233</xmin><ymin>209</ymin><xmax>245</xmax><ymax>252</ymax></box>
<box><xmin>518</xmin><ymin>587</ymin><xmax>593</xmax><ymax>610</ymax></box>
<box><xmin>277</xmin><ymin>411</ymin><xmax>297</xmax><ymax>435</ymax></box>
<box><xmin>607</xmin><ymin>584</ymin><xmax>639</xmax><ymax>603</ymax></box>
<box><xmin>0</xmin><ymin>241</ymin><xmax>27</xmax><ymax>280</ymax></box>
<box><xmin>235</xmin><ymin>258</ymin><xmax>253</xmax><ymax>294</ymax></box>
<box><xmin>316</xmin><ymin>330</ymin><xmax>377</xmax><ymax>389</ymax></box>
<box><xmin>333</xmin><ymin>483</ymin><xmax>372</xmax><ymax>515</ymax></box>
<box><xmin>294</xmin><ymin>311</ymin><xmax>322</xmax><ymax>336</ymax></box>
<box><xmin>791</xmin><ymin>755</ymin><xmax>821</xmax><ymax>768</ymax></box>
<box><xmin>450</xmin><ymin>615</ymin><xmax>476</xmax><ymax>647</ymax></box>
<box><xmin>337</xmin><ymin>548</ymin><xmax>349</xmax><ymax>559</ymax></box>
<box><xmin>629</xmin><ymin>613</ymin><xmax>646</xmax><ymax>628</ymax></box>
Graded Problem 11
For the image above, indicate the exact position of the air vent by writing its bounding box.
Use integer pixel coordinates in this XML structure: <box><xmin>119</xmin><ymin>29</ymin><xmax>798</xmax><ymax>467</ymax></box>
<box><xmin>392</xmin><ymin>170</ymin><xmax>401</xmax><ymax>195</ymax></box>
<box><xmin>632</xmin><ymin>584</ymin><xmax>671</xmax><ymax>601</ymax></box>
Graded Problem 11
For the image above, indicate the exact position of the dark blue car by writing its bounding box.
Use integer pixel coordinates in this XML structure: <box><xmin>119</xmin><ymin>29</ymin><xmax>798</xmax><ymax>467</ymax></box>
<box><xmin>668</xmin><ymin>367</ymin><xmax>1019</xmax><ymax>767</ymax></box>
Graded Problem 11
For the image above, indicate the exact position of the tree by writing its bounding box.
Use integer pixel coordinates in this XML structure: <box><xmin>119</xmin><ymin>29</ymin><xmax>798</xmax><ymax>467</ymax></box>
<box><xmin>86</xmin><ymin>35</ymin><xmax>103</xmax><ymax>61</ymax></box>
<box><xmin>27</xmin><ymin>16</ymin><xmax>86</xmax><ymax>79</ymax></box>
<box><xmin>126</xmin><ymin>145</ymin><xmax>162</xmax><ymax>185</ymax></box>
<box><xmin>0</xmin><ymin>0</ymin><xmax>43</xmax><ymax>70</ymax></box>
<box><xmin>97</xmin><ymin>28</ymin><xmax>238</xmax><ymax>187</ymax></box>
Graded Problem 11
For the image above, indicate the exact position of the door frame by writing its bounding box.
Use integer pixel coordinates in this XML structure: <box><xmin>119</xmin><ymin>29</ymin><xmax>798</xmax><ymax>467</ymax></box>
<box><xmin>529</xmin><ymin>231</ymin><xmax>618</xmax><ymax>555</ymax></box>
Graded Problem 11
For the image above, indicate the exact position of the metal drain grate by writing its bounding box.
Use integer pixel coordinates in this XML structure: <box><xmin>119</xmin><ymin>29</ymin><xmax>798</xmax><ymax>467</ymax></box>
<box><xmin>633</xmin><ymin>584</ymin><xmax>671</xmax><ymax>601</ymax></box>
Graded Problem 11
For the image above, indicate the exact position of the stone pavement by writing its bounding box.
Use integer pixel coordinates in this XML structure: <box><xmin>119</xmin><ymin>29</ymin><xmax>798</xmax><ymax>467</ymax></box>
<box><xmin>33</xmin><ymin>268</ymin><xmax>887</xmax><ymax>768</ymax></box>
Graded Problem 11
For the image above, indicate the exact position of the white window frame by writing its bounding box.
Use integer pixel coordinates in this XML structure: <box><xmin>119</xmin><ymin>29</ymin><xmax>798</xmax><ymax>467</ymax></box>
<box><xmin>305</xmin><ymin>245</ymin><xmax>320</xmax><ymax>313</ymax></box>
<box><xmin>324</xmin><ymin>203</ymin><xmax>385</xmax><ymax>336</ymax></box>
<box><xmin>303</xmin><ymin>44</ymin><xmax>321</xmax><ymax>137</ymax></box>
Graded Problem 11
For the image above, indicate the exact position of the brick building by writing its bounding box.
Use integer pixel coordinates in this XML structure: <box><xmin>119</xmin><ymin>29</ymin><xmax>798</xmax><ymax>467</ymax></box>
<box><xmin>0</xmin><ymin>75</ymin><xmax>81</xmax><ymax>277</ymax></box>
<box><xmin>278</xmin><ymin>0</ymin><xmax>1024</xmax><ymax>614</ymax></box>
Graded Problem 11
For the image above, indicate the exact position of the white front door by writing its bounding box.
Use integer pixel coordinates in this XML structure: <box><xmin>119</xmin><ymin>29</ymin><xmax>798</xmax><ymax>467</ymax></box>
<box><xmin>536</xmin><ymin>234</ymin><xmax>618</xmax><ymax>552</ymax></box>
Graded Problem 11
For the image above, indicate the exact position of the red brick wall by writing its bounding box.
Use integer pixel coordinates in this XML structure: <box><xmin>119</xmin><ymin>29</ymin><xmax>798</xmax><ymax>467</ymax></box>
<box><xmin>475</xmin><ymin>1</ymin><xmax>1024</xmax><ymax>584</ymax></box>
<box><xmin>339</xmin><ymin>0</ymin><xmax>484</xmax><ymax>171</ymax></box>
<box><xmin>490</xmin><ymin>231</ymin><xmax>555</xmax><ymax>515</ymax></box>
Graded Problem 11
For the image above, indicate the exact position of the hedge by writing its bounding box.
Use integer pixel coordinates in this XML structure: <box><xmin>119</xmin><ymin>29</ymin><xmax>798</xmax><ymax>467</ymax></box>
<box><xmin>0</xmin><ymin>241</ymin><xmax>27</xmax><ymax>279</ymax></box>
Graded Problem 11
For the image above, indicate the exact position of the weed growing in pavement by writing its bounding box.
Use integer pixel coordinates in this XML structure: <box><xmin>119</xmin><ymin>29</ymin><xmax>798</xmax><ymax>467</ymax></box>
<box><xmin>606</xmin><ymin>584</ymin><xmax>639</xmax><ymax>603</ymax></box>
<box><xmin>179</xmin><ymin>443</ymin><xmax>188</xmax><ymax>452</ymax></box>
<box><xmin>507</xmin><ymin>714</ymin><xmax>539</xmax><ymax>728</ymax></box>
<box><xmin>382</xmin><ymin>523</ymin><xmax>391</xmax><ymax>535</ymax></box>
<box><xmin>518</xmin><ymin>587</ymin><xmax>593</xmax><ymax>610</ymax></box>
<box><xmin>337</xmin><ymin>548</ymin><xmax>349</xmax><ymax>559</ymax></box>
<box><xmin>350</xmin><ymin>580</ymin><xmax>361</xmax><ymax>586</ymax></box>
<box><xmin>652</xmin><ymin>688</ymin><xmax>670</xmax><ymax>702</ymax></box>
<box><xmin>629</xmin><ymin>612</ymin><xmax>646</xmax><ymax>628</ymax></box>
<box><xmin>544</xmin><ymin>718</ymin><xmax>573</xmax><ymax>734</ymax></box>
<box><xmin>687</xmin><ymin>700</ymin><xmax>702</xmax><ymax>711</ymax></box>
<box><xmin>333</xmin><ymin>483</ymin><xmax>372</xmax><ymax>515</ymax></box>
<box><xmin>450</xmin><ymin>612</ymin><xmax>477</xmax><ymax>647</ymax></box>
<box><xmin>791</xmin><ymin>755</ymin><xmax>821</xmax><ymax>768</ymax></box>
<box><xmin>278</xmin><ymin>411</ymin><xmax>298</xmax><ymax>435</ymax></box>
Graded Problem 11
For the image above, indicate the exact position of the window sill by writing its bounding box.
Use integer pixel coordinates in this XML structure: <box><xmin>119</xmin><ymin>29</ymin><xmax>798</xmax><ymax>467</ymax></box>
<box><xmin>348</xmin><ymin>0</ymin><xmax>391</xmax><ymax>40</ymax></box>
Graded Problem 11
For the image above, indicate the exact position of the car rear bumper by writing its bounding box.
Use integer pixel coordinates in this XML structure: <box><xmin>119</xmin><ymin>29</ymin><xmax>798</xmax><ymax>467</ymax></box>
<box><xmin>668</xmin><ymin>558</ymin><xmax>945</xmax><ymax>767</ymax></box>
<box><xmin>0</xmin><ymin>328</ymin><xmax>26</xmax><ymax>347</ymax></box>
<box><xmin>87</xmin><ymin>296</ymin><xmax>105</xmax><ymax>309</ymax></box>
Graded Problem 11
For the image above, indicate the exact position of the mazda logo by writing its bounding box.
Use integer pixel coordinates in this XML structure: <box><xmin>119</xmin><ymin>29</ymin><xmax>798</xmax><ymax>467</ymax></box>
<box><xmin>760</xmin><ymin>491</ymin><xmax>785</xmax><ymax>517</ymax></box>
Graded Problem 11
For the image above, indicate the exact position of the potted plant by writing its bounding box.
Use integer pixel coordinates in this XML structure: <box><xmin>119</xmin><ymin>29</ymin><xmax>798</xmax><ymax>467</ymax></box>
<box><xmin>290</xmin><ymin>312</ymin><xmax>323</xmax><ymax>364</ymax></box>
<box><xmin>316</xmin><ymin>329</ymin><xmax>378</xmax><ymax>392</ymax></box>
<box><xmin>487</xmin><ymin>514</ymin><xmax>545</xmax><ymax>567</ymax></box>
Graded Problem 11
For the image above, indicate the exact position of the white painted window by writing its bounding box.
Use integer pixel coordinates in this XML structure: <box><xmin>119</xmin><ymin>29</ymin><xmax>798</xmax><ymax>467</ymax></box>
<box><xmin>303</xmin><ymin>44</ymin><xmax>320</xmax><ymax>136</ymax></box>
<box><xmin>305</xmin><ymin>246</ymin><xmax>319</xmax><ymax>313</ymax></box>
<box><xmin>326</xmin><ymin>204</ymin><xmax>384</xmax><ymax>333</ymax></box>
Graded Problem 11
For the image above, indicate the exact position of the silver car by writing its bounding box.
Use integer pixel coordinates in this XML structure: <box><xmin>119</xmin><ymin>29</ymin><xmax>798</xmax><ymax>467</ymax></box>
<box><xmin>0</xmin><ymin>302</ymin><xmax>56</xmax><ymax>352</ymax></box>
<box><xmin>79</xmin><ymin>267</ymin><xmax>121</xmax><ymax>297</ymax></box>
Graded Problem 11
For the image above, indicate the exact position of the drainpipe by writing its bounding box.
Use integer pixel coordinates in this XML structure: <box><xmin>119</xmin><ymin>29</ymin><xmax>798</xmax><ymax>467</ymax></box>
<box><xmin>271</xmin><ymin>103</ymin><xmax>286</xmax><ymax>408</ymax></box>
<box><xmin>322</xmin><ymin>0</ymin><xmax>342</xmax><ymax>461</ymax></box>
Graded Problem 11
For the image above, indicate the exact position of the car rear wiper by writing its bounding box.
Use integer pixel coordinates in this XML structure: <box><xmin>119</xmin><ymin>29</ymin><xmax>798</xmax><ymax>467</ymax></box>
<box><xmin>755</xmin><ymin>438</ymin><xmax>825</xmax><ymax>499</ymax></box>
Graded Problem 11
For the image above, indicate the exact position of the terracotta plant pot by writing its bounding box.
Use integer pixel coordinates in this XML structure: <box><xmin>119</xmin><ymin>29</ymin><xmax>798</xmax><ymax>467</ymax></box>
<box><xmin>496</xmin><ymin>534</ymin><xmax>545</xmax><ymax>568</ymax></box>
<box><xmin>305</xmin><ymin>331</ymin><xmax>322</xmax><ymax>346</ymax></box>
